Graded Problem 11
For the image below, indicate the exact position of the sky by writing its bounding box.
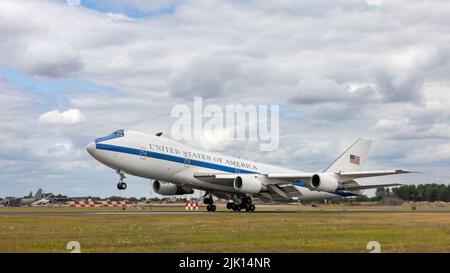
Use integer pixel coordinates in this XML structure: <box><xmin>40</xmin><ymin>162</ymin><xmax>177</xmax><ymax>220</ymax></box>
<box><xmin>1</xmin><ymin>0</ymin><xmax>450</xmax><ymax>198</ymax></box>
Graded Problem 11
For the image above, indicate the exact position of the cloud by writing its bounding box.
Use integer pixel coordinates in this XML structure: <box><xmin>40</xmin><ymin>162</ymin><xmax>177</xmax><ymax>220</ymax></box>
<box><xmin>38</xmin><ymin>109</ymin><xmax>84</xmax><ymax>125</ymax></box>
<box><xmin>373</xmin><ymin>118</ymin><xmax>408</xmax><ymax>130</ymax></box>
<box><xmin>21</xmin><ymin>45</ymin><xmax>84</xmax><ymax>78</ymax></box>
<box><xmin>366</xmin><ymin>0</ymin><xmax>382</xmax><ymax>6</ymax></box>
<box><xmin>291</xmin><ymin>78</ymin><xmax>380</xmax><ymax>105</ymax></box>
<box><xmin>169</xmin><ymin>57</ymin><xmax>241</xmax><ymax>99</ymax></box>
<box><xmin>1</xmin><ymin>0</ymin><xmax>450</xmax><ymax>197</ymax></box>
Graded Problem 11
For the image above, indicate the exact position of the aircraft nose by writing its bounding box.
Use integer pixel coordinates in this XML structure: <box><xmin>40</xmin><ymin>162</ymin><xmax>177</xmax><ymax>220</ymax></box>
<box><xmin>86</xmin><ymin>142</ymin><xmax>96</xmax><ymax>156</ymax></box>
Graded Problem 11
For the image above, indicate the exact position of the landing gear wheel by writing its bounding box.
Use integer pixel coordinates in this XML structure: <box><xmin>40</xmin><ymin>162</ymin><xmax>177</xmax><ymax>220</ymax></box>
<box><xmin>203</xmin><ymin>193</ymin><xmax>214</xmax><ymax>206</ymax></box>
<box><xmin>204</xmin><ymin>194</ymin><xmax>216</xmax><ymax>212</ymax></box>
<box><xmin>240</xmin><ymin>197</ymin><xmax>255</xmax><ymax>212</ymax></box>
<box><xmin>117</xmin><ymin>182</ymin><xmax>127</xmax><ymax>190</ymax></box>
<box><xmin>232</xmin><ymin>203</ymin><xmax>241</xmax><ymax>212</ymax></box>
<box><xmin>226</xmin><ymin>202</ymin><xmax>233</xmax><ymax>209</ymax></box>
<box><xmin>116</xmin><ymin>170</ymin><xmax>127</xmax><ymax>190</ymax></box>
<box><xmin>207</xmin><ymin>204</ymin><xmax>216</xmax><ymax>212</ymax></box>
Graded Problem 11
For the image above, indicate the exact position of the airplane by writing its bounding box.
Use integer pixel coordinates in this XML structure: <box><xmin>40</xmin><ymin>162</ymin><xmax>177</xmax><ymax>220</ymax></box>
<box><xmin>36</xmin><ymin>194</ymin><xmax>70</xmax><ymax>206</ymax></box>
<box><xmin>86</xmin><ymin>129</ymin><xmax>413</xmax><ymax>212</ymax></box>
<box><xmin>0</xmin><ymin>189</ymin><xmax>44</xmax><ymax>207</ymax></box>
<box><xmin>31</xmin><ymin>197</ymin><xmax>52</xmax><ymax>206</ymax></box>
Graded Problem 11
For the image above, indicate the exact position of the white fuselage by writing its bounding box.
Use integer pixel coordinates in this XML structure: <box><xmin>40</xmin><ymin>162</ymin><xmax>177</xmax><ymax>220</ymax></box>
<box><xmin>87</xmin><ymin>130</ymin><xmax>349</xmax><ymax>202</ymax></box>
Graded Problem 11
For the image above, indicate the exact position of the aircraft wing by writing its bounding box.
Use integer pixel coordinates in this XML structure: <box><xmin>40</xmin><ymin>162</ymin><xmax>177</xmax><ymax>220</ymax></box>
<box><xmin>193</xmin><ymin>172</ymin><xmax>406</xmax><ymax>201</ymax></box>
<box><xmin>194</xmin><ymin>169</ymin><xmax>413</xmax><ymax>186</ymax></box>
<box><xmin>194</xmin><ymin>173</ymin><xmax>241</xmax><ymax>180</ymax></box>
<box><xmin>266</xmin><ymin>169</ymin><xmax>414</xmax><ymax>184</ymax></box>
<box><xmin>265</xmin><ymin>173</ymin><xmax>315</xmax><ymax>183</ymax></box>
<box><xmin>194</xmin><ymin>172</ymin><xmax>314</xmax><ymax>184</ymax></box>
<box><xmin>193</xmin><ymin>172</ymin><xmax>240</xmax><ymax>185</ymax></box>
<box><xmin>336</xmin><ymin>170</ymin><xmax>414</xmax><ymax>180</ymax></box>
<box><xmin>340</xmin><ymin>182</ymin><xmax>401</xmax><ymax>190</ymax></box>
<box><xmin>193</xmin><ymin>172</ymin><xmax>307</xmax><ymax>199</ymax></box>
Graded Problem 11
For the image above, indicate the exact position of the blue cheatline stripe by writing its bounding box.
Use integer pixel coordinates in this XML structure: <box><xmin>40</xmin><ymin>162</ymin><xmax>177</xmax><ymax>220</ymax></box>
<box><xmin>292</xmin><ymin>182</ymin><xmax>358</xmax><ymax>197</ymax></box>
<box><xmin>96</xmin><ymin>143</ymin><xmax>358</xmax><ymax>197</ymax></box>
<box><xmin>95</xmin><ymin>143</ymin><xmax>257</xmax><ymax>174</ymax></box>
<box><xmin>332</xmin><ymin>191</ymin><xmax>357</xmax><ymax>197</ymax></box>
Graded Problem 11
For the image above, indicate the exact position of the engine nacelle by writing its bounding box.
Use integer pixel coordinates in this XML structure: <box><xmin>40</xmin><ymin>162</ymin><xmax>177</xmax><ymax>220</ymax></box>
<box><xmin>233</xmin><ymin>176</ymin><xmax>263</xmax><ymax>194</ymax></box>
<box><xmin>152</xmin><ymin>181</ymin><xmax>194</xmax><ymax>196</ymax></box>
<box><xmin>310</xmin><ymin>173</ymin><xmax>340</xmax><ymax>192</ymax></box>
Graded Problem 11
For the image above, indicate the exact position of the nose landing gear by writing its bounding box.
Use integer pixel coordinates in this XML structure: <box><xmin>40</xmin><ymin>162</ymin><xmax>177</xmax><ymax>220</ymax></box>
<box><xmin>116</xmin><ymin>170</ymin><xmax>127</xmax><ymax>190</ymax></box>
<box><xmin>117</xmin><ymin>182</ymin><xmax>127</xmax><ymax>190</ymax></box>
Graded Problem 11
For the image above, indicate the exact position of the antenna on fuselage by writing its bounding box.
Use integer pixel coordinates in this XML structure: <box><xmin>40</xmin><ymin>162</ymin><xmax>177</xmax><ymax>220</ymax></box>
<box><xmin>156</xmin><ymin>132</ymin><xmax>163</xmax><ymax>137</ymax></box>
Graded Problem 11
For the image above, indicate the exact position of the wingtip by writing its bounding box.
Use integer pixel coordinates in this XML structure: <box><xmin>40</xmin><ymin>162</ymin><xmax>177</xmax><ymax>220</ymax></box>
<box><xmin>396</xmin><ymin>169</ymin><xmax>422</xmax><ymax>174</ymax></box>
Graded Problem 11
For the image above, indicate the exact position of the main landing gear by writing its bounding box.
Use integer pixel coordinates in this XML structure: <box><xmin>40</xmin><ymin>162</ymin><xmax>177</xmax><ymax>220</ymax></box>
<box><xmin>227</xmin><ymin>197</ymin><xmax>255</xmax><ymax>212</ymax></box>
<box><xmin>203</xmin><ymin>194</ymin><xmax>216</xmax><ymax>212</ymax></box>
<box><xmin>116</xmin><ymin>170</ymin><xmax>127</xmax><ymax>190</ymax></box>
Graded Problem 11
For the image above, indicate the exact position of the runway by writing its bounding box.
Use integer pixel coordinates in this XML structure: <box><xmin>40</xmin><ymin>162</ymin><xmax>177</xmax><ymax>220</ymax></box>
<box><xmin>1</xmin><ymin>210</ymin><xmax>450</xmax><ymax>215</ymax></box>
<box><xmin>2</xmin><ymin>208</ymin><xmax>450</xmax><ymax>252</ymax></box>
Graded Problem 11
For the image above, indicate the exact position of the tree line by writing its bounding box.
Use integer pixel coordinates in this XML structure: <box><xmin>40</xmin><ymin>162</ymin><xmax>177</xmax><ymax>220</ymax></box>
<box><xmin>324</xmin><ymin>183</ymin><xmax>450</xmax><ymax>204</ymax></box>
<box><xmin>390</xmin><ymin>184</ymin><xmax>450</xmax><ymax>202</ymax></box>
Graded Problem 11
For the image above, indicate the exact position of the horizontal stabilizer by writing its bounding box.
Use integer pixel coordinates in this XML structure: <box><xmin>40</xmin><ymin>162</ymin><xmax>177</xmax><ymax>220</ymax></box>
<box><xmin>338</xmin><ymin>169</ymin><xmax>414</xmax><ymax>181</ymax></box>
<box><xmin>341</xmin><ymin>182</ymin><xmax>402</xmax><ymax>191</ymax></box>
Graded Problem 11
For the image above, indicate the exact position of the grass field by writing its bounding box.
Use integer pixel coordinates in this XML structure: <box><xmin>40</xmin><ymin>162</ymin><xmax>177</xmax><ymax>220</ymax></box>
<box><xmin>1</xmin><ymin>205</ymin><xmax>450</xmax><ymax>253</ymax></box>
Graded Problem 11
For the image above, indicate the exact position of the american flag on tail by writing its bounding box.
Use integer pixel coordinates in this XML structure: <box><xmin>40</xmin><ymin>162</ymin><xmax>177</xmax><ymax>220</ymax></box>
<box><xmin>350</xmin><ymin>154</ymin><xmax>360</xmax><ymax>165</ymax></box>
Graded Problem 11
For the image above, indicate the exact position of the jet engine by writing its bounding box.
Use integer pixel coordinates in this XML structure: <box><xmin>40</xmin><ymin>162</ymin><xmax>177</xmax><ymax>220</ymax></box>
<box><xmin>310</xmin><ymin>173</ymin><xmax>340</xmax><ymax>192</ymax></box>
<box><xmin>152</xmin><ymin>181</ymin><xmax>194</xmax><ymax>195</ymax></box>
<box><xmin>233</xmin><ymin>176</ymin><xmax>264</xmax><ymax>194</ymax></box>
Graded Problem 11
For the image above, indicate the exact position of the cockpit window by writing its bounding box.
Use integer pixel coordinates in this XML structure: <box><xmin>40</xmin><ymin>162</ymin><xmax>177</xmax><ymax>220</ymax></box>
<box><xmin>95</xmin><ymin>129</ymin><xmax>125</xmax><ymax>143</ymax></box>
<box><xmin>113</xmin><ymin>129</ymin><xmax>125</xmax><ymax>136</ymax></box>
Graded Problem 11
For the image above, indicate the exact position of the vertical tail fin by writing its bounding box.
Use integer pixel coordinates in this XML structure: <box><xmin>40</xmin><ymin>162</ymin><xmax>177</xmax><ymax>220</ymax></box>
<box><xmin>34</xmin><ymin>189</ymin><xmax>43</xmax><ymax>199</ymax></box>
<box><xmin>324</xmin><ymin>139</ymin><xmax>372</xmax><ymax>173</ymax></box>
